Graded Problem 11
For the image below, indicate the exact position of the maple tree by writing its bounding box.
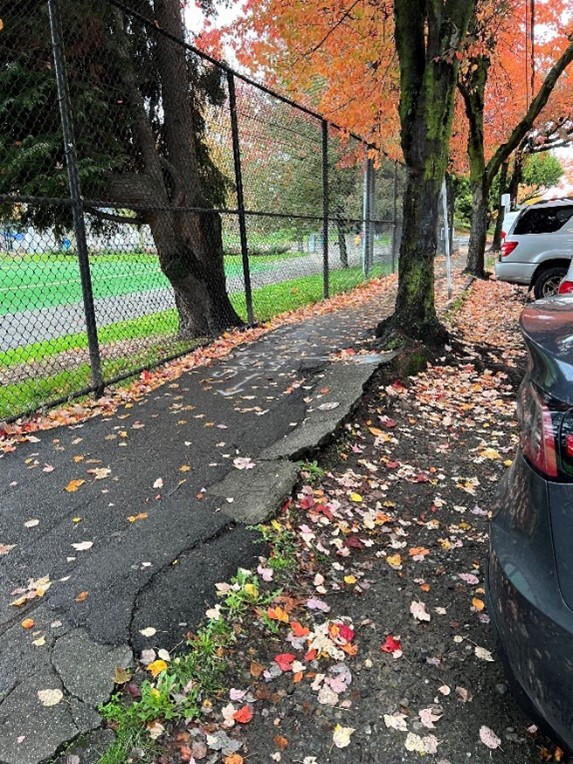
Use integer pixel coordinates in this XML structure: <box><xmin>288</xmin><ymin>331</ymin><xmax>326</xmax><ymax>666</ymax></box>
<box><xmin>459</xmin><ymin>0</ymin><xmax>573</xmax><ymax>276</ymax></box>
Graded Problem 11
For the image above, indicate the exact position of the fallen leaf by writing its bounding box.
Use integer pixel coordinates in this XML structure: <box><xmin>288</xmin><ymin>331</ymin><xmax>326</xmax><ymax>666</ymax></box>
<box><xmin>474</xmin><ymin>645</ymin><xmax>494</xmax><ymax>661</ymax></box>
<box><xmin>128</xmin><ymin>513</ymin><xmax>148</xmax><ymax>523</ymax></box>
<box><xmin>332</xmin><ymin>724</ymin><xmax>355</xmax><ymax>749</ymax></box>
<box><xmin>274</xmin><ymin>653</ymin><xmax>296</xmax><ymax>671</ymax></box>
<box><xmin>419</xmin><ymin>707</ymin><xmax>443</xmax><ymax>729</ymax></box>
<box><xmin>65</xmin><ymin>479</ymin><xmax>85</xmax><ymax>493</ymax></box>
<box><xmin>24</xmin><ymin>519</ymin><xmax>40</xmax><ymax>528</ymax></box>
<box><xmin>147</xmin><ymin>720</ymin><xmax>165</xmax><ymax>740</ymax></box>
<box><xmin>147</xmin><ymin>659</ymin><xmax>168</xmax><ymax>677</ymax></box>
<box><xmin>233</xmin><ymin>705</ymin><xmax>253</xmax><ymax>724</ymax></box>
<box><xmin>273</xmin><ymin>736</ymin><xmax>289</xmax><ymax>750</ymax></box>
<box><xmin>0</xmin><ymin>543</ymin><xmax>16</xmax><ymax>556</ymax></box>
<box><xmin>410</xmin><ymin>600</ymin><xmax>431</xmax><ymax>622</ymax></box>
<box><xmin>472</xmin><ymin>597</ymin><xmax>485</xmax><ymax>611</ymax></box>
<box><xmin>75</xmin><ymin>591</ymin><xmax>89</xmax><ymax>603</ymax></box>
<box><xmin>153</xmin><ymin>478</ymin><xmax>163</xmax><ymax>489</ymax></box>
<box><xmin>71</xmin><ymin>541</ymin><xmax>93</xmax><ymax>551</ymax></box>
<box><xmin>267</xmin><ymin>606</ymin><xmax>289</xmax><ymax>623</ymax></box>
<box><xmin>21</xmin><ymin>618</ymin><xmax>35</xmax><ymax>629</ymax></box>
<box><xmin>113</xmin><ymin>667</ymin><xmax>131</xmax><ymax>684</ymax></box>
<box><xmin>224</xmin><ymin>756</ymin><xmax>244</xmax><ymax>764</ymax></box>
<box><xmin>37</xmin><ymin>688</ymin><xmax>64</xmax><ymax>707</ymax></box>
<box><xmin>139</xmin><ymin>627</ymin><xmax>157</xmax><ymax>637</ymax></box>
<box><xmin>405</xmin><ymin>733</ymin><xmax>439</xmax><ymax>754</ymax></box>
<box><xmin>479</xmin><ymin>725</ymin><xmax>502</xmax><ymax>749</ymax></box>
<box><xmin>384</xmin><ymin>712</ymin><xmax>408</xmax><ymax>731</ymax></box>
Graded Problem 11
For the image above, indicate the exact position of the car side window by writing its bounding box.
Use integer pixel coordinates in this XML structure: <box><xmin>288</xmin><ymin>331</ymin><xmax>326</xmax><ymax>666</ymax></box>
<box><xmin>513</xmin><ymin>206</ymin><xmax>573</xmax><ymax>235</ymax></box>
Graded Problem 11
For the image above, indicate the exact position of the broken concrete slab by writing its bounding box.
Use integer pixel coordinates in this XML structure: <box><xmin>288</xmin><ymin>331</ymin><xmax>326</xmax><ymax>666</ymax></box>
<box><xmin>210</xmin><ymin>460</ymin><xmax>300</xmax><ymax>524</ymax></box>
<box><xmin>51</xmin><ymin>628</ymin><xmax>132</xmax><ymax>707</ymax></box>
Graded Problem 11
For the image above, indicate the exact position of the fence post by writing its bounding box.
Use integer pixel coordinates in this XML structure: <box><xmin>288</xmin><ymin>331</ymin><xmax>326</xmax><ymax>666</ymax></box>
<box><xmin>48</xmin><ymin>0</ymin><xmax>103</xmax><ymax>396</ymax></box>
<box><xmin>322</xmin><ymin>120</ymin><xmax>329</xmax><ymax>299</ymax></box>
<box><xmin>362</xmin><ymin>156</ymin><xmax>374</xmax><ymax>277</ymax></box>
<box><xmin>227</xmin><ymin>72</ymin><xmax>254</xmax><ymax>325</ymax></box>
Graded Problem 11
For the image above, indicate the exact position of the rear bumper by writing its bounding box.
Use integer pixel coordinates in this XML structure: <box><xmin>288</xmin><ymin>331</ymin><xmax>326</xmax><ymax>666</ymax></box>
<box><xmin>488</xmin><ymin>460</ymin><xmax>573</xmax><ymax>752</ymax></box>
<box><xmin>495</xmin><ymin>261</ymin><xmax>536</xmax><ymax>285</ymax></box>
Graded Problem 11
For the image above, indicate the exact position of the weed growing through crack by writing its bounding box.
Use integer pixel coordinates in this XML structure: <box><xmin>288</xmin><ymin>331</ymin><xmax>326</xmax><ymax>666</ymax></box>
<box><xmin>98</xmin><ymin>544</ymin><xmax>299</xmax><ymax>763</ymax></box>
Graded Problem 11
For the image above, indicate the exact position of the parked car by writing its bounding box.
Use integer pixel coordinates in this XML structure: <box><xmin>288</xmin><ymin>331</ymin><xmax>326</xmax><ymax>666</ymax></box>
<box><xmin>487</xmin><ymin>295</ymin><xmax>573</xmax><ymax>753</ymax></box>
<box><xmin>557</xmin><ymin>256</ymin><xmax>573</xmax><ymax>294</ymax></box>
<box><xmin>495</xmin><ymin>198</ymin><xmax>573</xmax><ymax>299</ymax></box>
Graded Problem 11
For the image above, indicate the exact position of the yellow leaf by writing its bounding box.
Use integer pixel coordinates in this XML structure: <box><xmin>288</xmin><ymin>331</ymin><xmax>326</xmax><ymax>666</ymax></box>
<box><xmin>128</xmin><ymin>513</ymin><xmax>148</xmax><ymax>523</ymax></box>
<box><xmin>271</xmin><ymin>519</ymin><xmax>282</xmax><ymax>532</ymax></box>
<box><xmin>368</xmin><ymin>426</ymin><xmax>384</xmax><ymax>437</ymax></box>
<box><xmin>65</xmin><ymin>479</ymin><xmax>85</xmax><ymax>493</ymax></box>
<box><xmin>243</xmin><ymin>583</ymin><xmax>258</xmax><ymax>597</ymax></box>
<box><xmin>147</xmin><ymin>659</ymin><xmax>168</xmax><ymax>677</ymax></box>
<box><xmin>32</xmin><ymin>635</ymin><xmax>46</xmax><ymax>647</ymax></box>
<box><xmin>344</xmin><ymin>575</ymin><xmax>357</xmax><ymax>584</ymax></box>
<box><xmin>11</xmin><ymin>596</ymin><xmax>27</xmax><ymax>607</ymax></box>
<box><xmin>0</xmin><ymin>19</ymin><xmax>4</xmax><ymax>32</ymax></box>
<box><xmin>472</xmin><ymin>598</ymin><xmax>485</xmax><ymax>611</ymax></box>
<box><xmin>481</xmin><ymin>448</ymin><xmax>501</xmax><ymax>460</ymax></box>
<box><xmin>72</xmin><ymin>517</ymin><xmax>82</xmax><ymax>524</ymax></box>
<box><xmin>503</xmin><ymin>459</ymin><xmax>513</xmax><ymax>467</ymax></box>
<box><xmin>349</xmin><ymin>492</ymin><xmax>363</xmax><ymax>503</ymax></box>
<box><xmin>179</xmin><ymin>464</ymin><xmax>191</xmax><ymax>472</ymax></box>
<box><xmin>72</xmin><ymin>455</ymin><xmax>84</xmax><ymax>463</ymax></box>
<box><xmin>386</xmin><ymin>554</ymin><xmax>402</xmax><ymax>569</ymax></box>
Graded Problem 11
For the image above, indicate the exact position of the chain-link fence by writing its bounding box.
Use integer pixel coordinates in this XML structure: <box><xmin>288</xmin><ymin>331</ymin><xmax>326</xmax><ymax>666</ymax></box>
<box><xmin>0</xmin><ymin>0</ymin><xmax>405</xmax><ymax>422</ymax></box>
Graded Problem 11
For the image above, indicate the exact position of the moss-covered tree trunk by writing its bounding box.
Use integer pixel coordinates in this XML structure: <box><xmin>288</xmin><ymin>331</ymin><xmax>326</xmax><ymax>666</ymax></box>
<box><xmin>460</xmin><ymin>56</ymin><xmax>489</xmax><ymax>279</ymax></box>
<box><xmin>382</xmin><ymin>0</ymin><xmax>476</xmax><ymax>343</ymax></box>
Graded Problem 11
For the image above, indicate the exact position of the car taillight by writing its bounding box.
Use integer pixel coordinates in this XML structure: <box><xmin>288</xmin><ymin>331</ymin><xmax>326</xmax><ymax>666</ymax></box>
<box><xmin>558</xmin><ymin>280</ymin><xmax>573</xmax><ymax>294</ymax></box>
<box><xmin>501</xmin><ymin>240</ymin><xmax>518</xmax><ymax>257</ymax></box>
<box><xmin>518</xmin><ymin>382</ymin><xmax>559</xmax><ymax>478</ymax></box>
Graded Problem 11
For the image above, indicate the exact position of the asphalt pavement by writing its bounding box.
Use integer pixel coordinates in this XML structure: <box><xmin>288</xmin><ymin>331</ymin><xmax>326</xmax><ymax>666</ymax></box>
<box><xmin>0</xmin><ymin>283</ymin><xmax>401</xmax><ymax>764</ymax></box>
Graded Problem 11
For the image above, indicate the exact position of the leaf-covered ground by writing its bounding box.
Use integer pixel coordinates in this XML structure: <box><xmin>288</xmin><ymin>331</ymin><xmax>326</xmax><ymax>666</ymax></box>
<box><xmin>100</xmin><ymin>277</ymin><xmax>569</xmax><ymax>764</ymax></box>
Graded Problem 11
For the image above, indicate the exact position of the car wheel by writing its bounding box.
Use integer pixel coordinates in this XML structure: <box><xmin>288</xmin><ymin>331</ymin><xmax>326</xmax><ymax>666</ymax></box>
<box><xmin>533</xmin><ymin>266</ymin><xmax>568</xmax><ymax>299</ymax></box>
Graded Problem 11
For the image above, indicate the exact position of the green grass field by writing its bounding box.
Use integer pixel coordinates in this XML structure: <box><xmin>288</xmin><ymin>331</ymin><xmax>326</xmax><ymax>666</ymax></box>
<box><xmin>0</xmin><ymin>252</ymin><xmax>290</xmax><ymax>315</ymax></box>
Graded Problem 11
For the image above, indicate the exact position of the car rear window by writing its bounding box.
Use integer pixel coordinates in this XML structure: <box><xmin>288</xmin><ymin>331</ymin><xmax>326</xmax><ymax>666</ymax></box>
<box><xmin>513</xmin><ymin>206</ymin><xmax>573</xmax><ymax>234</ymax></box>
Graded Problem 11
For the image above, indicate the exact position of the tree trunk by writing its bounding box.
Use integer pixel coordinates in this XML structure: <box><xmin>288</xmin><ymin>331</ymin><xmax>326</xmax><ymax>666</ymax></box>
<box><xmin>109</xmin><ymin>1</ymin><xmax>243</xmax><ymax>339</ymax></box>
<box><xmin>465</xmin><ymin>181</ymin><xmax>488</xmax><ymax>277</ymax></box>
<box><xmin>336</xmin><ymin>215</ymin><xmax>349</xmax><ymax>267</ymax></box>
<box><xmin>459</xmin><ymin>54</ymin><xmax>489</xmax><ymax>278</ymax></box>
<box><xmin>393</xmin><ymin>169</ymin><xmax>445</xmax><ymax>340</ymax></box>
<box><xmin>380</xmin><ymin>0</ymin><xmax>475</xmax><ymax>344</ymax></box>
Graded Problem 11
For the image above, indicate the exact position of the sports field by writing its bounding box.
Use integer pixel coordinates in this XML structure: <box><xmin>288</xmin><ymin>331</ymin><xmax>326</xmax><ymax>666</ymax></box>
<box><xmin>0</xmin><ymin>252</ymin><xmax>278</xmax><ymax>315</ymax></box>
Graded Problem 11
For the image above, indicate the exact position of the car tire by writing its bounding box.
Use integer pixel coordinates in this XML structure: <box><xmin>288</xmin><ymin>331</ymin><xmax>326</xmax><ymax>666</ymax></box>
<box><xmin>533</xmin><ymin>266</ymin><xmax>568</xmax><ymax>299</ymax></box>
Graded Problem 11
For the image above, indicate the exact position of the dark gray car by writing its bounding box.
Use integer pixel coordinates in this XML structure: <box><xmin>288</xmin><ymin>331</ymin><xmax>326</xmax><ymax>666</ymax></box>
<box><xmin>488</xmin><ymin>296</ymin><xmax>573</xmax><ymax>753</ymax></box>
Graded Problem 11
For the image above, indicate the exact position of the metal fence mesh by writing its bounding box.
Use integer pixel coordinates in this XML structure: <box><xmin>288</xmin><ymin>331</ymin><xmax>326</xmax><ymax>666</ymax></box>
<box><xmin>0</xmin><ymin>0</ymin><xmax>402</xmax><ymax>422</ymax></box>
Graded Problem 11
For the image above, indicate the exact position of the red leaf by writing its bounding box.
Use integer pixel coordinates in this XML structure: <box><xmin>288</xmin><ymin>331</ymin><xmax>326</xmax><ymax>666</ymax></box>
<box><xmin>345</xmin><ymin>535</ymin><xmax>364</xmax><ymax>549</ymax></box>
<box><xmin>338</xmin><ymin>623</ymin><xmax>355</xmax><ymax>642</ymax></box>
<box><xmin>233</xmin><ymin>705</ymin><xmax>253</xmax><ymax>724</ymax></box>
<box><xmin>381</xmin><ymin>634</ymin><xmax>402</xmax><ymax>654</ymax></box>
<box><xmin>274</xmin><ymin>653</ymin><xmax>296</xmax><ymax>671</ymax></box>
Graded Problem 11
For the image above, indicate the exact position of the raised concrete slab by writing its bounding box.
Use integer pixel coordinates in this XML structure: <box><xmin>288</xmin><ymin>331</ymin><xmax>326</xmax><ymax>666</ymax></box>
<box><xmin>265</xmin><ymin>353</ymin><xmax>396</xmax><ymax>460</ymax></box>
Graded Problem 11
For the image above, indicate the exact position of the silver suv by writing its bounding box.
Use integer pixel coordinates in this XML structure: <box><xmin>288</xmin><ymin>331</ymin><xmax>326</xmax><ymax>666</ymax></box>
<box><xmin>495</xmin><ymin>198</ymin><xmax>573</xmax><ymax>299</ymax></box>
